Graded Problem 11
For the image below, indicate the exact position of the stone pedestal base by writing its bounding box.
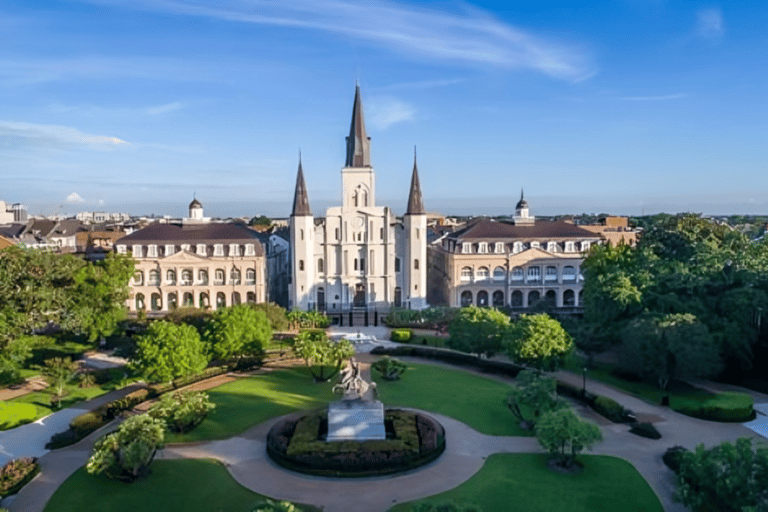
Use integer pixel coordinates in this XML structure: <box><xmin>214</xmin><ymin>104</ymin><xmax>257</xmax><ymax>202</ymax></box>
<box><xmin>327</xmin><ymin>399</ymin><xmax>386</xmax><ymax>441</ymax></box>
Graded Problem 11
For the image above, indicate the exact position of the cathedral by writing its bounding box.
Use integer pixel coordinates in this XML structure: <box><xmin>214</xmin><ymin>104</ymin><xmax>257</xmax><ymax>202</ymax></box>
<box><xmin>289</xmin><ymin>85</ymin><xmax>428</xmax><ymax>318</ymax></box>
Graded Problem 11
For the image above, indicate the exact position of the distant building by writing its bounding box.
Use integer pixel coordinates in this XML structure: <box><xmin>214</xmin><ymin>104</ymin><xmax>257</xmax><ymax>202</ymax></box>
<box><xmin>289</xmin><ymin>85</ymin><xmax>428</xmax><ymax>322</ymax></box>
<box><xmin>76</xmin><ymin>211</ymin><xmax>130</xmax><ymax>223</ymax></box>
<box><xmin>428</xmin><ymin>191</ymin><xmax>602</xmax><ymax>310</ymax></box>
<box><xmin>116</xmin><ymin>200</ymin><xmax>267</xmax><ymax>314</ymax></box>
<box><xmin>0</xmin><ymin>201</ymin><xmax>27</xmax><ymax>223</ymax></box>
<box><xmin>581</xmin><ymin>216</ymin><xmax>638</xmax><ymax>247</ymax></box>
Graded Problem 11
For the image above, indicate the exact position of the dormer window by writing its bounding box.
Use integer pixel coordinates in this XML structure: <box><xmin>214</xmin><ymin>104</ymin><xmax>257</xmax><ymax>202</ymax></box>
<box><xmin>581</xmin><ymin>241</ymin><xmax>591</xmax><ymax>252</ymax></box>
<box><xmin>197</xmin><ymin>244</ymin><xmax>207</xmax><ymax>256</ymax></box>
<box><xmin>547</xmin><ymin>241</ymin><xmax>557</xmax><ymax>253</ymax></box>
<box><xmin>132</xmin><ymin>245</ymin><xmax>143</xmax><ymax>258</ymax></box>
<box><xmin>478</xmin><ymin>242</ymin><xmax>488</xmax><ymax>253</ymax></box>
<box><xmin>116</xmin><ymin>245</ymin><xmax>126</xmax><ymax>254</ymax></box>
<box><xmin>565</xmin><ymin>241</ymin><xmax>575</xmax><ymax>253</ymax></box>
<box><xmin>462</xmin><ymin>243</ymin><xmax>471</xmax><ymax>254</ymax></box>
<box><xmin>147</xmin><ymin>245</ymin><xmax>158</xmax><ymax>258</ymax></box>
<box><xmin>180</xmin><ymin>244</ymin><xmax>190</xmax><ymax>252</ymax></box>
<box><xmin>214</xmin><ymin>244</ymin><xmax>224</xmax><ymax>257</ymax></box>
<box><xmin>165</xmin><ymin>244</ymin><xmax>175</xmax><ymax>256</ymax></box>
<box><xmin>530</xmin><ymin>241</ymin><xmax>540</xmax><ymax>249</ymax></box>
<box><xmin>245</xmin><ymin>244</ymin><xmax>255</xmax><ymax>256</ymax></box>
<box><xmin>513</xmin><ymin>242</ymin><xmax>523</xmax><ymax>254</ymax></box>
<box><xmin>230</xmin><ymin>244</ymin><xmax>240</xmax><ymax>257</ymax></box>
<box><xmin>495</xmin><ymin>242</ymin><xmax>504</xmax><ymax>253</ymax></box>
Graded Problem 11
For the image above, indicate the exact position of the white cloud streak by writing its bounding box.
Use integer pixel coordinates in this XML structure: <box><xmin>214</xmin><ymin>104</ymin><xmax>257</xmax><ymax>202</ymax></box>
<box><xmin>147</xmin><ymin>102</ymin><xmax>184</xmax><ymax>115</ymax></box>
<box><xmin>368</xmin><ymin>97</ymin><xmax>415</xmax><ymax>129</ymax></box>
<box><xmin>696</xmin><ymin>8</ymin><xmax>724</xmax><ymax>39</ymax></box>
<box><xmin>91</xmin><ymin>0</ymin><xmax>596</xmax><ymax>82</ymax></box>
<box><xmin>0</xmin><ymin>121</ymin><xmax>129</xmax><ymax>148</ymax></box>
<box><xmin>621</xmin><ymin>93</ymin><xmax>687</xmax><ymax>101</ymax></box>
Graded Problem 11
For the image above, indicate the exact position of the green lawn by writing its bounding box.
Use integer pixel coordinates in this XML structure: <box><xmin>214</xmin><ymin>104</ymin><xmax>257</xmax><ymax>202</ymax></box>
<box><xmin>389</xmin><ymin>453</ymin><xmax>663</xmax><ymax>512</ymax></box>
<box><xmin>5</xmin><ymin>385</ymin><xmax>112</xmax><ymax>427</ymax></box>
<box><xmin>402</xmin><ymin>334</ymin><xmax>448</xmax><ymax>348</ymax></box>
<box><xmin>166</xmin><ymin>367</ymin><xmax>336</xmax><ymax>442</ymax></box>
<box><xmin>0</xmin><ymin>401</ymin><xmax>37</xmax><ymax>429</ymax></box>
<box><xmin>373</xmin><ymin>362</ymin><xmax>531</xmax><ymax>437</ymax></box>
<box><xmin>44</xmin><ymin>459</ymin><xmax>320</xmax><ymax>512</ymax></box>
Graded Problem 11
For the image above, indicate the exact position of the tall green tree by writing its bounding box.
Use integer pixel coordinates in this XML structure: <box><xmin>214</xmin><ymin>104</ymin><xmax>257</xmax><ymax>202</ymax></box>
<box><xmin>292</xmin><ymin>330</ymin><xmax>354</xmax><ymax>382</ymax></box>
<box><xmin>505</xmin><ymin>314</ymin><xmax>574</xmax><ymax>370</ymax></box>
<box><xmin>131</xmin><ymin>321</ymin><xmax>208</xmax><ymax>383</ymax></box>
<box><xmin>447</xmin><ymin>306</ymin><xmax>510</xmax><ymax>357</ymax></box>
<box><xmin>204</xmin><ymin>304</ymin><xmax>272</xmax><ymax>360</ymax></box>
<box><xmin>507</xmin><ymin>369</ymin><xmax>568</xmax><ymax>429</ymax></box>
<box><xmin>535</xmin><ymin>408</ymin><xmax>602</xmax><ymax>470</ymax></box>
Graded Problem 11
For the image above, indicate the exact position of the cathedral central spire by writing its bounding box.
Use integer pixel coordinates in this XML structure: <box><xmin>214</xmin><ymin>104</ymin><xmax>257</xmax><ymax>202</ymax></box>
<box><xmin>345</xmin><ymin>84</ymin><xmax>371</xmax><ymax>168</ymax></box>
<box><xmin>406</xmin><ymin>147</ymin><xmax>425</xmax><ymax>215</ymax></box>
<box><xmin>291</xmin><ymin>157</ymin><xmax>312</xmax><ymax>217</ymax></box>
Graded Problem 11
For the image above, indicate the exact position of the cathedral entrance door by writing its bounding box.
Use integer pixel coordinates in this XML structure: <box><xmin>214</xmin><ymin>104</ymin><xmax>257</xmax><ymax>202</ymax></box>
<box><xmin>353</xmin><ymin>283</ymin><xmax>366</xmax><ymax>307</ymax></box>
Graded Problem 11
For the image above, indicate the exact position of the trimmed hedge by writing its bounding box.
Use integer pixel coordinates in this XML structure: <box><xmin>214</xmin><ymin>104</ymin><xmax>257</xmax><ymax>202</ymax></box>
<box><xmin>593</xmin><ymin>396</ymin><xmax>626</xmax><ymax>423</ymax></box>
<box><xmin>662</xmin><ymin>445</ymin><xmax>688</xmax><ymax>473</ymax></box>
<box><xmin>147</xmin><ymin>365</ymin><xmax>228</xmax><ymax>396</ymax></box>
<box><xmin>674</xmin><ymin>392</ymin><xmax>754</xmax><ymax>422</ymax></box>
<box><xmin>629</xmin><ymin>422</ymin><xmax>662</xmax><ymax>439</ymax></box>
<box><xmin>0</xmin><ymin>457</ymin><xmax>40</xmax><ymax>498</ymax></box>
<box><xmin>391</xmin><ymin>329</ymin><xmax>414</xmax><ymax>343</ymax></box>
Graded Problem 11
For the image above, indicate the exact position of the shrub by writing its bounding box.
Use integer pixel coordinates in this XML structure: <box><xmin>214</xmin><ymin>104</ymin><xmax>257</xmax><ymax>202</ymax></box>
<box><xmin>26</xmin><ymin>345</ymin><xmax>85</xmax><ymax>367</ymax></box>
<box><xmin>663</xmin><ymin>445</ymin><xmax>688</xmax><ymax>473</ymax></box>
<box><xmin>629</xmin><ymin>422</ymin><xmax>662</xmax><ymax>439</ymax></box>
<box><xmin>93</xmin><ymin>368</ymin><xmax>114</xmax><ymax>385</ymax></box>
<box><xmin>371</xmin><ymin>356</ymin><xmax>407</xmax><ymax>380</ymax></box>
<box><xmin>391</xmin><ymin>329</ymin><xmax>414</xmax><ymax>343</ymax></box>
<box><xmin>592</xmin><ymin>395</ymin><xmax>626</xmax><ymax>423</ymax></box>
<box><xmin>78</xmin><ymin>371</ymin><xmax>96</xmax><ymax>388</ymax></box>
<box><xmin>252</xmin><ymin>500</ymin><xmax>300</xmax><ymax>512</ymax></box>
<box><xmin>0</xmin><ymin>362</ymin><xmax>23</xmax><ymax>387</ymax></box>
<box><xmin>0</xmin><ymin>401</ymin><xmax>37</xmax><ymax>430</ymax></box>
<box><xmin>148</xmin><ymin>391</ymin><xmax>215</xmax><ymax>433</ymax></box>
<box><xmin>0</xmin><ymin>457</ymin><xmax>39</xmax><ymax>497</ymax></box>
<box><xmin>70</xmin><ymin>411</ymin><xmax>109</xmax><ymax>437</ymax></box>
<box><xmin>102</xmin><ymin>389</ymin><xmax>150</xmax><ymax>419</ymax></box>
<box><xmin>674</xmin><ymin>392</ymin><xmax>754</xmax><ymax>422</ymax></box>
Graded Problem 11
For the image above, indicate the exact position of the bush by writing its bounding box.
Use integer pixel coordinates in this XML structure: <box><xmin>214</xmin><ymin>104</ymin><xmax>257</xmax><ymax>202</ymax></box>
<box><xmin>148</xmin><ymin>391</ymin><xmax>215</xmax><ymax>433</ymax></box>
<box><xmin>391</xmin><ymin>329</ymin><xmax>414</xmax><ymax>343</ymax></box>
<box><xmin>0</xmin><ymin>362</ymin><xmax>23</xmax><ymax>387</ymax></box>
<box><xmin>0</xmin><ymin>457</ymin><xmax>39</xmax><ymax>497</ymax></box>
<box><xmin>674</xmin><ymin>393</ymin><xmax>754</xmax><ymax>422</ymax></box>
<box><xmin>663</xmin><ymin>445</ymin><xmax>688</xmax><ymax>473</ymax></box>
<box><xmin>252</xmin><ymin>500</ymin><xmax>300</xmax><ymax>512</ymax></box>
<box><xmin>0</xmin><ymin>401</ymin><xmax>37</xmax><ymax>430</ymax></box>
<box><xmin>629</xmin><ymin>422</ymin><xmax>662</xmax><ymax>439</ymax></box>
<box><xmin>592</xmin><ymin>395</ymin><xmax>627</xmax><ymax>423</ymax></box>
<box><xmin>26</xmin><ymin>345</ymin><xmax>85</xmax><ymax>367</ymax></box>
<box><xmin>93</xmin><ymin>368</ymin><xmax>114</xmax><ymax>385</ymax></box>
<box><xmin>70</xmin><ymin>411</ymin><xmax>109</xmax><ymax>437</ymax></box>
<box><xmin>371</xmin><ymin>356</ymin><xmax>407</xmax><ymax>380</ymax></box>
<box><xmin>78</xmin><ymin>371</ymin><xmax>96</xmax><ymax>388</ymax></box>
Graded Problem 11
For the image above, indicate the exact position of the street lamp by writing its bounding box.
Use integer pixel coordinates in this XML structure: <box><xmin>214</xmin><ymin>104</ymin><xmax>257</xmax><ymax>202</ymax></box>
<box><xmin>582</xmin><ymin>367</ymin><xmax>588</xmax><ymax>398</ymax></box>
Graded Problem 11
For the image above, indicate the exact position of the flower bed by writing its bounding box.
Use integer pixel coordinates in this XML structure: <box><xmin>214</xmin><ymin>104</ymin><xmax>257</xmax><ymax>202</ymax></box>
<box><xmin>0</xmin><ymin>457</ymin><xmax>39</xmax><ymax>497</ymax></box>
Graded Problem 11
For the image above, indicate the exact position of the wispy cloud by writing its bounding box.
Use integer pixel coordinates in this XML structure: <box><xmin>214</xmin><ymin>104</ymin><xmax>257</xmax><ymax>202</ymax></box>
<box><xmin>696</xmin><ymin>8</ymin><xmax>724</xmax><ymax>39</ymax></box>
<box><xmin>0</xmin><ymin>121</ymin><xmax>129</xmax><ymax>148</ymax></box>
<box><xmin>377</xmin><ymin>78</ymin><xmax>466</xmax><ymax>91</ymax></box>
<box><xmin>92</xmin><ymin>0</ymin><xmax>596</xmax><ymax>82</ymax></box>
<box><xmin>66</xmin><ymin>192</ymin><xmax>85</xmax><ymax>203</ymax></box>
<box><xmin>147</xmin><ymin>102</ymin><xmax>184</xmax><ymax>115</ymax></box>
<box><xmin>621</xmin><ymin>93</ymin><xmax>687</xmax><ymax>101</ymax></box>
<box><xmin>367</xmin><ymin>97</ymin><xmax>415</xmax><ymax>130</ymax></box>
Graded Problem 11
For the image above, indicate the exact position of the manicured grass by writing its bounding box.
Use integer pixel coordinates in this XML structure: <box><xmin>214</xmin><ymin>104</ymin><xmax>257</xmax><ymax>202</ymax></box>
<box><xmin>0</xmin><ymin>401</ymin><xmax>37</xmax><ymax>429</ymax></box>
<box><xmin>373</xmin><ymin>362</ymin><xmax>531</xmax><ymax>437</ymax></box>
<box><xmin>44</xmin><ymin>459</ymin><xmax>320</xmax><ymax>512</ymax></box>
<box><xmin>389</xmin><ymin>453</ymin><xmax>663</xmax><ymax>512</ymax></box>
<box><xmin>166</xmin><ymin>367</ymin><xmax>336</xmax><ymax>442</ymax></box>
<box><xmin>5</xmin><ymin>385</ymin><xmax>112</xmax><ymax>426</ymax></box>
<box><xmin>405</xmin><ymin>334</ymin><xmax>447</xmax><ymax>348</ymax></box>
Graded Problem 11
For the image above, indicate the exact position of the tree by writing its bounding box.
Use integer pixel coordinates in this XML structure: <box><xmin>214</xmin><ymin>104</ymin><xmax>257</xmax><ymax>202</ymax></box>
<box><xmin>164</xmin><ymin>307</ymin><xmax>214</xmax><ymax>336</ymax></box>
<box><xmin>148</xmin><ymin>391</ymin><xmax>215</xmax><ymax>433</ymax></box>
<box><xmin>248</xmin><ymin>215</ymin><xmax>272</xmax><ymax>228</ymax></box>
<box><xmin>287</xmin><ymin>309</ymin><xmax>330</xmax><ymax>329</ymax></box>
<box><xmin>204</xmin><ymin>304</ymin><xmax>272</xmax><ymax>361</ymax></box>
<box><xmin>507</xmin><ymin>369</ymin><xmax>568</xmax><ymax>429</ymax></box>
<box><xmin>619</xmin><ymin>313</ymin><xmax>722</xmax><ymax>393</ymax></box>
<box><xmin>447</xmin><ymin>306</ymin><xmax>510</xmax><ymax>357</ymax></box>
<box><xmin>131</xmin><ymin>321</ymin><xmax>208</xmax><ymax>383</ymax></box>
<box><xmin>674</xmin><ymin>437</ymin><xmax>768</xmax><ymax>512</ymax></box>
<box><xmin>371</xmin><ymin>356</ymin><xmax>407</xmax><ymax>381</ymax></box>
<box><xmin>535</xmin><ymin>408</ymin><xmax>602</xmax><ymax>470</ymax></box>
<box><xmin>292</xmin><ymin>330</ymin><xmax>354</xmax><ymax>382</ymax></box>
<box><xmin>39</xmin><ymin>357</ymin><xmax>79</xmax><ymax>408</ymax></box>
<box><xmin>86</xmin><ymin>414</ymin><xmax>166</xmax><ymax>482</ymax></box>
<box><xmin>250</xmin><ymin>302</ymin><xmax>289</xmax><ymax>331</ymax></box>
<box><xmin>505</xmin><ymin>314</ymin><xmax>574</xmax><ymax>370</ymax></box>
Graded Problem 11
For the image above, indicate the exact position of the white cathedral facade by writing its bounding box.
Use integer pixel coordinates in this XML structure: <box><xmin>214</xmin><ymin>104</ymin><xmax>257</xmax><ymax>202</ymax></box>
<box><xmin>289</xmin><ymin>85</ymin><xmax>428</xmax><ymax>316</ymax></box>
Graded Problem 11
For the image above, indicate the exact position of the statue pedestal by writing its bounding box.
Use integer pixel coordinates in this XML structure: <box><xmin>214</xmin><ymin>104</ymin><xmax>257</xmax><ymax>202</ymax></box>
<box><xmin>327</xmin><ymin>399</ymin><xmax>386</xmax><ymax>441</ymax></box>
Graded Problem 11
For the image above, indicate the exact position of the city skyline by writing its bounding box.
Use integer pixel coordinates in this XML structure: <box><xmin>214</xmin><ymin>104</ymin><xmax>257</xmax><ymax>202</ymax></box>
<box><xmin>3</xmin><ymin>1</ymin><xmax>767</xmax><ymax>218</ymax></box>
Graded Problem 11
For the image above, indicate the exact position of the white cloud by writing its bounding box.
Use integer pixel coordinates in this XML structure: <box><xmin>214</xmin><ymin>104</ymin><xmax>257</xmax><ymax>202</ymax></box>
<box><xmin>696</xmin><ymin>8</ymin><xmax>724</xmax><ymax>39</ymax></box>
<box><xmin>0</xmin><ymin>120</ymin><xmax>129</xmax><ymax>148</ymax></box>
<box><xmin>147</xmin><ymin>102</ymin><xmax>184</xmax><ymax>115</ymax></box>
<box><xmin>368</xmin><ymin>97</ymin><xmax>415</xmax><ymax>130</ymax></box>
<box><xmin>98</xmin><ymin>199</ymin><xmax>105</xmax><ymax>205</ymax></box>
<box><xmin>621</xmin><ymin>93</ymin><xmax>687</xmax><ymax>101</ymax></box>
<box><xmin>66</xmin><ymin>192</ymin><xmax>85</xmax><ymax>203</ymax></box>
<box><xmin>100</xmin><ymin>0</ymin><xmax>596</xmax><ymax>82</ymax></box>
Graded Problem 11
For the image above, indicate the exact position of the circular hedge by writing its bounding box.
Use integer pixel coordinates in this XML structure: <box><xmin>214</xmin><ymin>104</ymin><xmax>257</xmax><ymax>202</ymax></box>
<box><xmin>266</xmin><ymin>408</ymin><xmax>445</xmax><ymax>477</ymax></box>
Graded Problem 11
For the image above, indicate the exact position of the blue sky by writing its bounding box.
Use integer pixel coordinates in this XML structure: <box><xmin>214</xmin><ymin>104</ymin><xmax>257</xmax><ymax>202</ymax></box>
<box><xmin>2</xmin><ymin>0</ymin><xmax>767</xmax><ymax>218</ymax></box>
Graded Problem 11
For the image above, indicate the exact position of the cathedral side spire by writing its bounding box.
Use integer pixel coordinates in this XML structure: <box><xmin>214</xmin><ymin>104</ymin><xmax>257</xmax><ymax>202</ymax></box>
<box><xmin>291</xmin><ymin>158</ymin><xmax>312</xmax><ymax>217</ymax></box>
<box><xmin>406</xmin><ymin>147</ymin><xmax>425</xmax><ymax>215</ymax></box>
<box><xmin>345</xmin><ymin>84</ymin><xmax>371</xmax><ymax>168</ymax></box>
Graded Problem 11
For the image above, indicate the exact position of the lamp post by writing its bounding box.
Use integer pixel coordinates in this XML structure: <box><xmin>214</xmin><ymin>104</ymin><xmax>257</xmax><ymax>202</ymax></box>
<box><xmin>582</xmin><ymin>367</ymin><xmax>587</xmax><ymax>398</ymax></box>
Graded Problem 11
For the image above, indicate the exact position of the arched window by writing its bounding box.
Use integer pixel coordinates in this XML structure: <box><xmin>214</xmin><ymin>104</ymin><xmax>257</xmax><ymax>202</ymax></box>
<box><xmin>299</xmin><ymin>260</ymin><xmax>304</xmax><ymax>271</ymax></box>
<box><xmin>545</xmin><ymin>290</ymin><xmax>557</xmax><ymax>306</ymax></box>
<box><xmin>148</xmin><ymin>269</ymin><xmax>160</xmax><ymax>286</ymax></box>
<box><xmin>231</xmin><ymin>292</ymin><xmax>241</xmax><ymax>305</ymax></box>
<box><xmin>414</xmin><ymin>259</ymin><xmax>419</xmax><ymax>270</ymax></box>
<box><xmin>493</xmin><ymin>266</ymin><xmax>505</xmax><ymax>281</ymax></box>
<box><xmin>230</xmin><ymin>268</ymin><xmax>241</xmax><ymax>285</ymax></box>
<box><xmin>460</xmin><ymin>290</ymin><xmax>473</xmax><ymax>307</ymax></box>
<box><xmin>528</xmin><ymin>290</ymin><xmax>540</xmax><ymax>306</ymax></box>
<box><xmin>166</xmin><ymin>270</ymin><xmax>176</xmax><ymax>285</ymax></box>
<box><xmin>181</xmin><ymin>269</ymin><xmax>193</xmax><ymax>286</ymax></box>
<box><xmin>214</xmin><ymin>269</ymin><xmax>225</xmax><ymax>285</ymax></box>
<box><xmin>461</xmin><ymin>267</ymin><xmax>473</xmax><ymax>282</ymax></box>
<box><xmin>317</xmin><ymin>258</ymin><xmax>324</xmax><ymax>273</ymax></box>
<box><xmin>511</xmin><ymin>267</ymin><xmax>524</xmax><ymax>281</ymax></box>
<box><xmin>527</xmin><ymin>266</ymin><xmax>541</xmax><ymax>283</ymax></box>
<box><xmin>199</xmin><ymin>292</ymin><xmax>209</xmax><ymax>309</ymax></box>
<box><xmin>133</xmin><ymin>271</ymin><xmax>143</xmax><ymax>285</ymax></box>
<box><xmin>246</xmin><ymin>291</ymin><xmax>256</xmax><ymax>303</ymax></box>
<box><xmin>135</xmin><ymin>293</ymin><xmax>145</xmax><ymax>310</ymax></box>
<box><xmin>167</xmin><ymin>293</ymin><xmax>177</xmax><ymax>310</ymax></box>
<box><xmin>511</xmin><ymin>290</ymin><xmax>523</xmax><ymax>307</ymax></box>
<box><xmin>216</xmin><ymin>292</ymin><xmax>226</xmax><ymax>309</ymax></box>
<box><xmin>562</xmin><ymin>266</ymin><xmax>576</xmax><ymax>282</ymax></box>
<box><xmin>183</xmin><ymin>292</ymin><xmax>194</xmax><ymax>307</ymax></box>
<box><xmin>395</xmin><ymin>258</ymin><xmax>401</xmax><ymax>272</ymax></box>
<box><xmin>492</xmin><ymin>290</ymin><xmax>504</xmax><ymax>307</ymax></box>
<box><xmin>245</xmin><ymin>268</ymin><xmax>256</xmax><ymax>285</ymax></box>
<box><xmin>545</xmin><ymin>266</ymin><xmax>557</xmax><ymax>281</ymax></box>
<box><xmin>151</xmin><ymin>293</ymin><xmax>162</xmax><ymax>311</ymax></box>
<box><xmin>477</xmin><ymin>290</ymin><xmax>489</xmax><ymax>306</ymax></box>
<box><xmin>476</xmin><ymin>266</ymin><xmax>490</xmax><ymax>281</ymax></box>
<box><xmin>563</xmin><ymin>289</ymin><xmax>575</xmax><ymax>306</ymax></box>
<box><xmin>198</xmin><ymin>269</ymin><xmax>208</xmax><ymax>285</ymax></box>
